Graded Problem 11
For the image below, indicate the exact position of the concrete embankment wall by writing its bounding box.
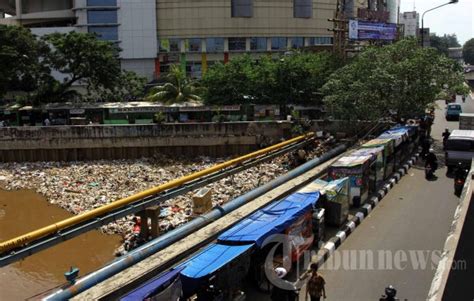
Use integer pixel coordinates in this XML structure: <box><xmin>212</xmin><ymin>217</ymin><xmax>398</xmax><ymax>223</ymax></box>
<box><xmin>428</xmin><ymin>160</ymin><xmax>474</xmax><ymax>301</ymax></box>
<box><xmin>0</xmin><ymin>120</ymin><xmax>384</xmax><ymax>162</ymax></box>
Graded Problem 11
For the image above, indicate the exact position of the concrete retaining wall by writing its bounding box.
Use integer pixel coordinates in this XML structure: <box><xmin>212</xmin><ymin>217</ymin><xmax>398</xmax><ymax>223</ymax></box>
<box><xmin>428</xmin><ymin>160</ymin><xmax>474</xmax><ymax>301</ymax></box>
<box><xmin>0</xmin><ymin>120</ymin><xmax>386</xmax><ymax>162</ymax></box>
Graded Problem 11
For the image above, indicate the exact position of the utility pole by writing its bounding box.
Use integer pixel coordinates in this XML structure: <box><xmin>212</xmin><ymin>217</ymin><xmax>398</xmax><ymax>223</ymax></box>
<box><xmin>328</xmin><ymin>0</ymin><xmax>348</xmax><ymax>59</ymax></box>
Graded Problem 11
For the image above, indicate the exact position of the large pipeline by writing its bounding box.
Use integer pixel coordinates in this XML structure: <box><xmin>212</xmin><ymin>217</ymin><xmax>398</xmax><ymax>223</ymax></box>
<box><xmin>0</xmin><ymin>133</ymin><xmax>313</xmax><ymax>254</ymax></box>
<box><xmin>44</xmin><ymin>143</ymin><xmax>347</xmax><ymax>300</ymax></box>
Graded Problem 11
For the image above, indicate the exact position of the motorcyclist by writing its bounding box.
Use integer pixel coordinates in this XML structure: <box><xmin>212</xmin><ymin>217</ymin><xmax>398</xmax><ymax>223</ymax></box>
<box><xmin>380</xmin><ymin>285</ymin><xmax>399</xmax><ymax>301</ymax></box>
<box><xmin>442</xmin><ymin>128</ymin><xmax>450</xmax><ymax>148</ymax></box>
<box><xmin>425</xmin><ymin>148</ymin><xmax>437</xmax><ymax>168</ymax></box>
<box><xmin>455</xmin><ymin>162</ymin><xmax>468</xmax><ymax>180</ymax></box>
<box><xmin>425</xmin><ymin>148</ymin><xmax>438</xmax><ymax>170</ymax></box>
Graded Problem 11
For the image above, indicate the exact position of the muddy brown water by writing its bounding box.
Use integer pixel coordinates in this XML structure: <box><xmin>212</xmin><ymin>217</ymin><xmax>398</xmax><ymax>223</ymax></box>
<box><xmin>0</xmin><ymin>189</ymin><xmax>121</xmax><ymax>300</ymax></box>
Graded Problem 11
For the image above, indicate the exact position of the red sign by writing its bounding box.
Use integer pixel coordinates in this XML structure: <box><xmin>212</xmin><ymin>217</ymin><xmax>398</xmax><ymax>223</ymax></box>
<box><xmin>285</xmin><ymin>212</ymin><xmax>314</xmax><ymax>262</ymax></box>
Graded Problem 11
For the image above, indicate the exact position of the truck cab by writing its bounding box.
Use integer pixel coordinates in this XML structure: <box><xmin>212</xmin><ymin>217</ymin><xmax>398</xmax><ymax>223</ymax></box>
<box><xmin>445</xmin><ymin>130</ymin><xmax>474</xmax><ymax>171</ymax></box>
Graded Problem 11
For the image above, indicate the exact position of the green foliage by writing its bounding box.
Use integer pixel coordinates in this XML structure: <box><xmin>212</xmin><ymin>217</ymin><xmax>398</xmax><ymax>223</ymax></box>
<box><xmin>322</xmin><ymin>39</ymin><xmax>465</xmax><ymax>121</ymax></box>
<box><xmin>153</xmin><ymin>111</ymin><xmax>166</xmax><ymax>124</ymax></box>
<box><xmin>429</xmin><ymin>33</ymin><xmax>460</xmax><ymax>56</ymax></box>
<box><xmin>0</xmin><ymin>25</ymin><xmax>52</xmax><ymax>99</ymax></box>
<box><xmin>86</xmin><ymin>70</ymin><xmax>147</xmax><ymax>102</ymax></box>
<box><xmin>463</xmin><ymin>38</ymin><xmax>474</xmax><ymax>65</ymax></box>
<box><xmin>41</xmin><ymin>32</ymin><xmax>122</xmax><ymax>101</ymax></box>
<box><xmin>201</xmin><ymin>52</ymin><xmax>342</xmax><ymax>105</ymax></box>
<box><xmin>0</xmin><ymin>27</ymin><xmax>146</xmax><ymax>103</ymax></box>
<box><xmin>147</xmin><ymin>65</ymin><xmax>202</xmax><ymax>104</ymax></box>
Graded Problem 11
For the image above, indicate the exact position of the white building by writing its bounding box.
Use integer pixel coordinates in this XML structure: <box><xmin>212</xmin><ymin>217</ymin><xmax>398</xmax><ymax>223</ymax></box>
<box><xmin>399</xmin><ymin>11</ymin><xmax>419</xmax><ymax>37</ymax></box>
<box><xmin>0</xmin><ymin>0</ymin><xmax>158</xmax><ymax>80</ymax></box>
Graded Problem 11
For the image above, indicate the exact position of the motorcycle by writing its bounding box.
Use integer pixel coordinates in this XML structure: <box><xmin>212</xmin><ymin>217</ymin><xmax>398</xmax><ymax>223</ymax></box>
<box><xmin>425</xmin><ymin>164</ymin><xmax>434</xmax><ymax>179</ymax></box>
<box><xmin>380</xmin><ymin>285</ymin><xmax>399</xmax><ymax>301</ymax></box>
<box><xmin>454</xmin><ymin>167</ymin><xmax>469</xmax><ymax>196</ymax></box>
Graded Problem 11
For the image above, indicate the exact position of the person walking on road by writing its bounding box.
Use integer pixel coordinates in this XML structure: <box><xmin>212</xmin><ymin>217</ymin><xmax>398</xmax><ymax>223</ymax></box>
<box><xmin>304</xmin><ymin>264</ymin><xmax>327</xmax><ymax>301</ymax></box>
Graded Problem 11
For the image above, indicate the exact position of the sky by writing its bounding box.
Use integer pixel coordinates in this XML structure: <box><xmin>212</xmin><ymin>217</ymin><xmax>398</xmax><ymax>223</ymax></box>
<box><xmin>400</xmin><ymin>0</ymin><xmax>474</xmax><ymax>45</ymax></box>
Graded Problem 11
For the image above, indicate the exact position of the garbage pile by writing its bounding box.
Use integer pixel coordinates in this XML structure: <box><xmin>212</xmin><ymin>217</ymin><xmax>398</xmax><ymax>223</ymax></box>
<box><xmin>0</xmin><ymin>138</ymin><xmax>332</xmax><ymax>240</ymax></box>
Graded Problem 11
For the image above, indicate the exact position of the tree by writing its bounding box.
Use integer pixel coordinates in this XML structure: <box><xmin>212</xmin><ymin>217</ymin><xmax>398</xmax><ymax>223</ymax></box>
<box><xmin>0</xmin><ymin>25</ymin><xmax>52</xmax><ymax>99</ymax></box>
<box><xmin>201</xmin><ymin>55</ymin><xmax>255</xmax><ymax>105</ymax></box>
<box><xmin>429</xmin><ymin>33</ymin><xmax>460</xmax><ymax>56</ymax></box>
<box><xmin>86</xmin><ymin>70</ymin><xmax>147</xmax><ymax>102</ymax></box>
<box><xmin>41</xmin><ymin>32</ymin><xmax>122</xmax><ymax>101</ymax></box>
<box><xmin>201</xmin><ymin>52</ymin><xmax>341</xmax><ymax>105</ymax></box>
<box><xmin>463</xmin><ymin>38</ymin><xmax>474</xmax><ymax>65</ymax></box>
<box><xmin>147</xmin><ymin>64</ymin><xmax>202</xmax><ymax>104</ymax></box>
<box><xmin>322</xmin><ymin>38</ymin><xmax>465</xmax><ymax>121</ymax></box>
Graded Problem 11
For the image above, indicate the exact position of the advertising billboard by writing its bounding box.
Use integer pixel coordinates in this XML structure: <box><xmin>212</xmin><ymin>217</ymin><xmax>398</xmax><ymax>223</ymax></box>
<box><xmin>349</xmin><ymin>20</ymin><xmax>397</xmax><ymax>41</ymax></box>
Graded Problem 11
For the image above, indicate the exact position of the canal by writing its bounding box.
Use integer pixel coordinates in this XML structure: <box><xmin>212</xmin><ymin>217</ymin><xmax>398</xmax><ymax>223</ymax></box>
<box><xmin>0</xmin><ymin>189</ymin><xmax>121</xmax><ymax>300</ymax></box>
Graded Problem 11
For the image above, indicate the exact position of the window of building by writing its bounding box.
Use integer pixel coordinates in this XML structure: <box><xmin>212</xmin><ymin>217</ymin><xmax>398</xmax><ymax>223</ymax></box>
<box><xmin>88</xmin><ymin>26</ymin><xmax>118</xmax><ymax>41</ymax></box>
<box><xmin>87</xmin><ymin>10</ymin><xmax>117</xmax><ymax>24</ymax></box>
<box><xmin>169</xmin><ymin>39</ymin><xmax>181</xmax><ymax>52</ymax></box>
<box><xmin>294</xmin><ymin>0</ymin><xmax>312</xmax><ymax>18</ymax></box>
<box><xmin>250</xmin><ymin>37</ymin><xmax>267</xmax><ymax>51</ymax></box>
<box><xmin>291</xmin><ymin>37</ymin><xmax>304</xmax><ymax>49</ymax></box>
<box><xmin>187</xmin><ymin>38</ymin><xmax>201</xmax><ymax>52</ymax></box>
<box><xmin>271</xmin><ymin>37</ymin><xmax>287</xmax><ymax>50</ymax></box>
<box><xmin>228</xmin><ymin>38</ymin><xmax>246</xmax><ymax>51</ymax></box>
<box><xmin>206</xmin><ymin>38</ymin><xmax>224</xmax><ymax>52</ymax></box>
<box><xmin>187</xmin><ymin>61</ymin><xmax>202</xmax><ymax>79</ymax></box>
<box><xmin>231</xmin><ymin>0</ymin><xmax>253</xmax><ymax>17</ymax></box>
<box><xmin>309</xmin><ymin>37</ymin><xmax>333</xmax><ymax>45</ymax></box>
<box><xmin>87</xmin><ymin>0</ymin><xmax>117</xmax><ymax>6</ymax></box>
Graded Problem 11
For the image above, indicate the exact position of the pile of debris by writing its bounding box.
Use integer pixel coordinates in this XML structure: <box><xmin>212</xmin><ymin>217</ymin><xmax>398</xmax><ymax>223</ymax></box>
<box><xmin>0</xmin><ymin>138</ymin><xmax>332</xmax><ymax>240</ymax></box>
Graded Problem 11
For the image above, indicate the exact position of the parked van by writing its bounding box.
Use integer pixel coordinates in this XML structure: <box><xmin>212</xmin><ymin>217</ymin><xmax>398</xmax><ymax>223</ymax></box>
<box><xmin>445</xmin><ymin>130</ymin><xmax>474</xmax><ymax>171</ymax></box>
<box><xmin>445</xmin><ymin>103</ymin><xmax>462</xmax><ymax>121</ymax></box>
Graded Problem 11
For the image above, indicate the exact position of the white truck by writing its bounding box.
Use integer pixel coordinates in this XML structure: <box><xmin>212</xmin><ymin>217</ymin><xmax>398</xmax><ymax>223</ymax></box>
<box><xmin>459</xmin><ymin>113</ymin><xmax>474</xmax><ymax>130</ymax></box>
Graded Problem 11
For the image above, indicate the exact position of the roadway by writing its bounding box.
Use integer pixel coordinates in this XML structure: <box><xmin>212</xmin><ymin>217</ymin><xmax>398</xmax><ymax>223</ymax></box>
<box><xmin>318</xmin><ymin>96</ymin><xmax>474</xmax><ymax>301</ymax></box>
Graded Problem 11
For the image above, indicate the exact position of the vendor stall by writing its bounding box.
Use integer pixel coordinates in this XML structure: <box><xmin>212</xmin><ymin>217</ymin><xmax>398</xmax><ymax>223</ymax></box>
<box><xmin>327</xmin><ymin>152</ymin><xmax>377</xmax><ymax>207</ymax></box>
<box><xmin>361</xmin><ymin>138</ymin><xmax>395</xmax><ymax>179</ymax></box>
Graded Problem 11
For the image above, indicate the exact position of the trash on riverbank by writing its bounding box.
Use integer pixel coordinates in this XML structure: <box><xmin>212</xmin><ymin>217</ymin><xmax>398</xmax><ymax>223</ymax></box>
<box><xmin>0</xmin><ymin>138</ymin><xmax>332</xmax><ymax>241</ymax></box>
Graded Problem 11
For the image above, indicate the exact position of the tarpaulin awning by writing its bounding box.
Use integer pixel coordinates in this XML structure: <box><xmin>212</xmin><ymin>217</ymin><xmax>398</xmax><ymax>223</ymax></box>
<box><xmin>361</xmin><ymin>138</ymin><xmax>395</xmax><ymax>155</ymax></box>
<box><xmin>120</xmin><ymin>267</ymin><xmax>184</xmax><ymax>301</ymax></box>
<box><xmin>350</xmin><ymin>146</ymin><xmax>384</xmax><ymax>158</ymax></box>
<box><xmin>379</xmin><ymin>127</ymin><xmax>410</xmax><ymax>147</ymax></box>
<box><xmin>179</xmin><ymin>243</ymin><xmax>254</xmax><ymax>280</ymax></box>
<box><xmin>217</xmin><ymin>190</ymin><xmax>319</xmax><ymax>247</ymax></box>
<box><xmin>330</xmin><ymin>154</ymin><xmax>374</xmax><ymax>168</ymax></box>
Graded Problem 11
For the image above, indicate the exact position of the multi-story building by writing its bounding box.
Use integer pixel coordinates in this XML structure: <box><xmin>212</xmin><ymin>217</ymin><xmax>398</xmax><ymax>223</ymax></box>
<box><xmin>1</xmin><ymin>0</ymin><xmax>338</xmax><ymax>80</ymax></box>
<box><xmin>0</xmin><ymin>0</ymin><xmax>157</xmax><ymax>80</ymax></box>
<box><xmin>0</xmin><ymin>0</ymin><xmax>400</xmax><ymax>80</ymax></box>
<box><xmin>399</xmin><ymin>11</ymin><xmax>419</xmax><ymax>37</ymax></box>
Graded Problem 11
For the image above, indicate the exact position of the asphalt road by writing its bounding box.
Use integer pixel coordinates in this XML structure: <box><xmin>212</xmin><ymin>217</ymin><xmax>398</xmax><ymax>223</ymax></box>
<box><xmin>318</xmin><ymin>95</ymin><xmax>474</xmax><ymax>301</ymax></box>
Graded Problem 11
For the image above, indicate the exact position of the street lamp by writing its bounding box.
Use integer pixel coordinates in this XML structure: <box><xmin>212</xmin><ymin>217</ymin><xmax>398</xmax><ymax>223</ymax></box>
<box><xmin>421</xmin><ymin>0</ymin><xmax>459</xmax><ymax>47</ymax></box>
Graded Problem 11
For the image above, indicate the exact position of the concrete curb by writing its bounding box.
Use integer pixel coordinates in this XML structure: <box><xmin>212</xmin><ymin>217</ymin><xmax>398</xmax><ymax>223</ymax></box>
<box><xmin>315</xmin><ymin>153</ymin><xmax>420</xmax><ymax>269</ymax></box>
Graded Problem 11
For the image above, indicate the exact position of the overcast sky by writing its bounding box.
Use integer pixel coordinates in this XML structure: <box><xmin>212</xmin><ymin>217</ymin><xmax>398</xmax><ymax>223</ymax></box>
<box><xmin>400</xmin><ymin>0</ymin><xmax>474</xmax><ymax>45</ymax></box>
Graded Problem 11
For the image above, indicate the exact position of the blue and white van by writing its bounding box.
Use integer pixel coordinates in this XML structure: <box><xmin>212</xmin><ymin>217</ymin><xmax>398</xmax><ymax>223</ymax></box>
<box><xmin>446</xmin><ymin>103</ymin><xmax>462</xmax><ymax>121</ymax></box>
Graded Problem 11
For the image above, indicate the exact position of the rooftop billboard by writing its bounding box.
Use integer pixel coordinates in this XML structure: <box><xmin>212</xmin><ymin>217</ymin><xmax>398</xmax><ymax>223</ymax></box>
<box><xmin>349</xmin><ymin>20</ymin><xmax>397</xmax><ymax>41</ymax></box>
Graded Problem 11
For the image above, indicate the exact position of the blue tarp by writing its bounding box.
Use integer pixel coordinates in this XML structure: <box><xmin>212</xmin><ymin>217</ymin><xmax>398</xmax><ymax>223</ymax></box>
<box><xmin>120</xmin><ymin>266</ymin><xmax>184</xmax><ymax>301</ymax></box>
<box><xmin>179</xmin><ymin>243</ymin><xmax>254</xmax><ymax>280</ymax></box>
<box><xmin>350</xmin><ymin>147</ymin><xmax>384</xmax><ymax>159</ymax></box>
<box><xmin>391</xmin><ymin>125</ymin><xmax>417</xmax><ymax>136</ymax></box>
<box><xmin>379</xmin><ymin>127</ymin><xmax>410</xmax><ymax>147</ymax></box>
<box><xmin>217</xmin><ymin>190</ymin><xmax>319</xmax><ymax>247</ymax></box>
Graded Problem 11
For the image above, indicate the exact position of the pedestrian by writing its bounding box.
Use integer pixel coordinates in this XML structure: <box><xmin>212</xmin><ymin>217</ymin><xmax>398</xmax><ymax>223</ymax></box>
<box><xmin>305</xmin><ymin>264</ymin><xmax>326</xmax><ymax>301</ymax></box>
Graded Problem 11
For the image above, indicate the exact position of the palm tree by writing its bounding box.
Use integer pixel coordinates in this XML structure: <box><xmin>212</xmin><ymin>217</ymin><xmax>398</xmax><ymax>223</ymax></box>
<box><xmin>147</xmin><ymin>65</ymin><xmax>202</xmax><ymax>104</ymax></box>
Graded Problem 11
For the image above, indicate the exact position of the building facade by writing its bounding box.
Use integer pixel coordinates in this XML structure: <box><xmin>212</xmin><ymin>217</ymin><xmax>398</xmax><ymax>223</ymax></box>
<box><xmin>399</xmin><ymin>11</ymin><xmax>419</xmax><ymax>37</ymax></box>
<box><xmin>1</xmin><ymin>0</ymin><xmax>339</xmax><ymax>80</ymax></box>
<box><xmin>1</xmin><ymin>0</ymin><xmax>400</xmax><ymax>80</ymax></box>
